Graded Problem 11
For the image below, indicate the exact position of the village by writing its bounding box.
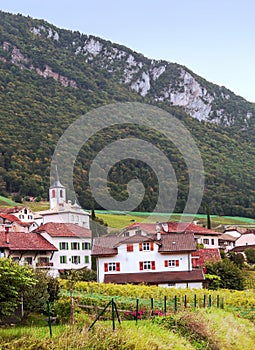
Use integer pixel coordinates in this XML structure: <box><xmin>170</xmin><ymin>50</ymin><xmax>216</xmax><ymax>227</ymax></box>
<box><xmin>1</xmin><ymin>167</ymin><xmax>254</xmax><ymax>289</ymax></box>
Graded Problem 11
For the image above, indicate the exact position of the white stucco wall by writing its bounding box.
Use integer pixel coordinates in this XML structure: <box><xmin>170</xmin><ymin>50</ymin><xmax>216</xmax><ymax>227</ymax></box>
<box><xmin>42</xmin><ymin>211</ymin><xmax>90</xmax><ymax>228</ymax></box>
<box><xmin>40</xmin><ymin>232</ymin><xmax>91</xmax><ymax>272</ymax></box>
<box><xmin>195</xmin><ymin>235</ymin><xmax>219</xmax><ymax>249</ymax></box>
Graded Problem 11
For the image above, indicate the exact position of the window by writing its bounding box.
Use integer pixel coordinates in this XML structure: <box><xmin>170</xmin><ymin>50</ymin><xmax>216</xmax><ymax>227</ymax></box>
<box><xmin>85</xmin><ymin>256</ymin><xmax>89</xmax><ymax>264</ymax></box>
<box><xmin>139</xmin><ymin>261</ymin><xmax>156</xmax><ymax>271</ymax></box>
<box><xmin>37</xmin><ymin>257</ymin><xmax>50</xmax><ymax>265</ymax></box>
<box><xmin>28</xmin><ymin>215</ymin><xmax>33</xmax><ymax>220</ymax></box>
<box><xmin>60</xmin><ymin>256</ymin><xmax>67</xmax><ymax>264</ymax></box>
<box><xmin>59</xmin><ymin>242</ymin><xmax>68</xmax><ymax>250</ymax></box>
<box><xmin>72</xmin><ymin>256</ymin><xmax>81</xmax><ymax>264</ymax></box>
<box><xmin>164</xmin><ymin>259</ymin><xmax>179</xmax><ymax>267</ymax></box>
<box><xmin>104</xmin><ymin>262</ymin><xmax>120</xmax><ymax>272</ymax></box>
<box><xmin>211</xmin><ymin>238</ymin><xmax>215</xmax><ymax>245</ymax></box>
<box><xmin>135</xmin><ymin>230</ymin><xmax>142</xmax><ymax>235</ymax></box>
<box><xmin>123</xmin><ymin>231</ymin><xmax>130</xmax><ymax>237</ymax></box>
<box><xmin>60</xmin><ymin>189</ymin><xmax>63</xmax><ymax>198</ymax></box>
<box><xmin>24</xmin><ymin>257</ymin><xmax>32</xmax><ymax>265</ymax></box>
<box><xmin>126</xmin><ymin>244</ymin><xmax>134</xmax><ymax>252</ymax></box>
<box><xmin>139</xmin><ymin>242</ymin><xmax>154</xmax><ymax>251</ymax></box>
<box><xmin>19</xmin><ymin>214</ymin><xmax>24</xmax><ymax>219</ymax></box>
<box><xmin>24</xmin><ymin>208</ymin><xmax>27</xmax><ymax>214</ymax></box>
<box><xmin>203</xmin><ymin>239</ymin><xmax>209</xmax><ymax>245</ymax></box>
<box><xmin>71</xmin><ymin>242</ymin><xmax>80</xmax><ymax>250</ymax></box>
<box><xmin>82</xmin><ymin>242</ymin><xmax>91</xmax><ymax>250</ymax></box>
<box><xmin>52</xmin><ymin>189</ymin><xmax>55</xmax><ymax>198</ymax></box>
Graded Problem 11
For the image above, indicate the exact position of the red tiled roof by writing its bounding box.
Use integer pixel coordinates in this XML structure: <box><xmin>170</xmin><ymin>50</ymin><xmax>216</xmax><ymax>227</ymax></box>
<box><xmin>35</xmin><ymin>222</ymin><xmax>91</xmax><ymax>238</ymax></box>
<box><xmin>0</xmin><ymin>206</ymin><xmax>24</xmax><ymax>214</ymax></box>
<box><xmin>125</xmin><ymin>222</ymin><xmax>157</xmax><ymax>233</ymax></box>
<box><xmin>124</xmin><ymin>222</ymin><xmax>220</xmax><ymax>236</ymax></box>
<box><xmin>104</xmin><ymin>270</ymin><xmax>204</xmax><ymax>284</ymax></box>
<box><xmin>191</xmin><ymin>249</ymin><xmax>221</xmax><ymax>268</ymax></box>
<box><xmin>0</xmin><ymin>231</ymin><xmax>57</xmax><ymax>251</ymax></box>
<box><xmin>91</xmin><ymin>236</ymin><xmax>120</xmax><ymax>256</ymax></box>
<box><xmin>115</xmin><ymin>234</ymin><xmax>154</xmax><ymax>246</ymax></box>
<box><xmin>230</xmin><ymin>245</ymin><xmax>255</xmax><ymax>252</ymax></box>
<box><xmin>167</xmin><ymin>222</ymin><xmax>220</xmax><ymax>235</ymax></box>
<box><xmin>0</xmin><ymin>213</ymin><xmax>23</xmax><ymax>224</ymax></box>
<box><xmin>158</xmin><ymin>233</ymin><xmax>196</xmax><ymax>252</ymax></box>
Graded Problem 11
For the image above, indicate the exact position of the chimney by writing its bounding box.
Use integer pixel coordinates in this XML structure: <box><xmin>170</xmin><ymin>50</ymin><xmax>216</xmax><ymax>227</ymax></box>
<box><xmin>5</xmin><ymin>225</ymin><xmax>10</xmax><ymax>244</ymax></box>
<box><xmin>156</xmin><ymin>222</ymin><xmax>161</xmax><ymax>240</ymax></box>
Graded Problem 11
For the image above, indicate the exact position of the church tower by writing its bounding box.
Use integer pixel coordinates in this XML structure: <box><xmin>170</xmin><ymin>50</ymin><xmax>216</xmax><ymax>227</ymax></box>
<box><xmin>49</xmin><ymin>166</ymin><xmax>66</xmax><ymax>210</ymax></box>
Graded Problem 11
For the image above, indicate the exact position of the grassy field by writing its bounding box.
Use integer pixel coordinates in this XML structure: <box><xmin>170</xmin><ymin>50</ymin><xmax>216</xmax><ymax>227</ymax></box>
<box><xmin>96</xmin><ymin>210</ymin><xmax>255</xmax><ymax>231</ymax></box>
<box><xmin>1</xmin><ymin>309</ymin><xmax>255</xmax><ymax>349</ymax></box>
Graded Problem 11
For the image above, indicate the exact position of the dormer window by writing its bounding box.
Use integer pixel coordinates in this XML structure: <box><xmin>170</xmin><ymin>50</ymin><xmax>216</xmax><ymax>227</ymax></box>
<box><xmin>139</xmin><ymin>242</ymin><xmax>154</xmax><ymax>251</ymax></box>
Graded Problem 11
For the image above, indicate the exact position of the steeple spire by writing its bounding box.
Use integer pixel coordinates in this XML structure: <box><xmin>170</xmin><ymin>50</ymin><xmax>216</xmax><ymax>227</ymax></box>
<box><xmin>49</xmin><ymin>164</ymin><xmax>66</xmax><ymax>210</ymax></box>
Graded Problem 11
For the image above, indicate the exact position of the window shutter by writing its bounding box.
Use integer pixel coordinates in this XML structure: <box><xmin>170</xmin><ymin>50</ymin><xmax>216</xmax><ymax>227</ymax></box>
<box><xmin>176</xmin><ymin>260</ymin><xmax>179</xmax><ymax>267</ymax></box>
<box><xmin>127</xmin><ymin>244</ymin><xmax>134</xmax><ymax>252</ymax></box>
<box><xmin>139</xmin><ymin>243</ymin><xmax>143</xmax><ymax>251</ymax></box>
<box><xmin>151</xmin><ymin>261</ymin><xmax>156</xmax><ymax>270</ymax></box>
<box><xmin>139</xmin><ymin>261</ymin><xmax>143</xmax><ymax>270</ymax></box>
<box><xmin>116</xmin><ymin>262</ymin><xmax>120</xmax><ymax>271</ymax></box>
<box><xmin>150</xmin><ymin>242</ymin><xmax>154</xmax><ymax>251</ymax></box>
<box><xmin>104</xmin><ymin>263</ymin><xmax>108</xmax><ymax>272</ymax></box>
<box><xmin>164</xmin><ymin>260</ymin><xmax>168</xmax><ymax>267</ymax></box>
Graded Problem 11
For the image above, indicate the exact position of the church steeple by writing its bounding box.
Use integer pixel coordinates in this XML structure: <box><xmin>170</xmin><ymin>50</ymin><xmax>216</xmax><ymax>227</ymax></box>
<box><xmin>49</xmin><ymin>165</ymin><xmax>66</xmax><ymax>210</ymax></box>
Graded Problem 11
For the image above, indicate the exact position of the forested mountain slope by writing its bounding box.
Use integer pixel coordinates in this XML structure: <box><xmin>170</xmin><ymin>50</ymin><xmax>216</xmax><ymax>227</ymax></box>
<box><xmin>0</xmin><ymin>11</ymin><xmax>255</xmax><ymax>217</ymax></box>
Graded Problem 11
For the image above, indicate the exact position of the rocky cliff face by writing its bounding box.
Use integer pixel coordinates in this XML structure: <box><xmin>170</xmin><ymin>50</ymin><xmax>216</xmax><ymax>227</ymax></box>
<box><xmin>71</xmin><ymin>36</ymin><xmax>253</xmax><ymax>126</ymax></box>
<box><xmin>0</xmin><ymin>14</ymin><xmax>253</xmax><ymax>127</ymax></box>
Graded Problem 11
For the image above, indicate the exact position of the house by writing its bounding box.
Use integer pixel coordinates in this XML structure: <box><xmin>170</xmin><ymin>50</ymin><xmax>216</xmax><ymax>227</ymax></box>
<box><xmin>120</xmin><ymin>221</ymin><xmax>222</xmax><ymax>249</ymax></box>
<box><xmin>0</xmin><ymin>206</ymin><xmax>35</xmax><ymax>231</ymax></box>
<box><xmin>34</xmin><ymin>222</ymin><xmax>92</xmax><ymax>277</ymax></box>
<box><xmin>0</xmin><ymin>228</ymin><xmax>57</xmax><ymax>269</ymax></box>
<box><xmin>0</xmin><ymin>213</ymin><xmax>31</xmax><ymax>233</ymax></box>
<box><xmin>37</xmin><ymin>167</ymin><xmax>90</xmax><ymax>229</ymax></box>
<box><xmin>219</xmin><ymin>228</ymin><xmax>255</xmax><ymax>253</ymax></box>
<box><xmin>92</xmin><ymin>231</ymin><xmax>204</xmax><ymax>289</ymax></box>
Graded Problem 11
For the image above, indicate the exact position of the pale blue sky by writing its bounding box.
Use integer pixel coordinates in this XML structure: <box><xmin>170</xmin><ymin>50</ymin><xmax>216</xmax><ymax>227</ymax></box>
<box><xmin>1</xmin><ymin>0</ymin><xmax>255</xmax><ymax>102</ymax></box>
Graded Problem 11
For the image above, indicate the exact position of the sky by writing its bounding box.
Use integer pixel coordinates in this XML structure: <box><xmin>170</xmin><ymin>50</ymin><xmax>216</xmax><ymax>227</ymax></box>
<box><xmin>1</xmin><ymin>0</ymin><xmax>255</xmax><ymax>102</ymax></box>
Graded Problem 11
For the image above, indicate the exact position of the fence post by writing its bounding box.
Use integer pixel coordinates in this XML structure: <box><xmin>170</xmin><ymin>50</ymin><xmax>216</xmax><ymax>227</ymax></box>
<box><xmin>217</xmin><ymin>295</ymin><xmax>220</xmax><ymax>308</ymax></box>
<box><xmin>203</xmin><ymin>295</ymin><xmax>206</xmax><ymax>308</ymax></box>
<box><xmin>194</xmin><ymin>294</ymin><xmax>197</xmax><ymax>308</ymax></box>
<box><xmin>174</xmin><ymin>296</ymin><xmax>177</xmax><ymax>313</ymax></box>
<box><xmin>47</xmin><ymin>301</ymin><xmax>52</xmax><ymax>338</ymax></box>
<box><xmin>208</xmin><ymin>295</ymin><xmax>211</xmax><ymax>308</ymax></box>
<box><xmin>184</xmin><ymin>295</ymin><xmax>187</xmax><ymax>309</ymax></box>
<box><xmin>164</xmin><ymin>296</ymin><xmax>167</xmax><ymax>315</ymax></box>
<box><xmin>151</xmin><ymin>297</ymin><xmax>154</xmax><ymax>316</ymax></box>
<box><xmin>221</xmin><ymin>298</ymin><xmax>224</xmax><ymax>309</ymax></box>
<box><xmin>111</xmin><ymin>298</ymin><xmax>115</xmax><ymax>331</ymax></box>
<box><xmin>136</xmin><ymin>299</ymin><xmax>139</xmax><ymax>325</ymax></box>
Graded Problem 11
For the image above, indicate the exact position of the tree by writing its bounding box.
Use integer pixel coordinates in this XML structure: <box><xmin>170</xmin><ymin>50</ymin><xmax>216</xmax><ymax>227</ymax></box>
<box><xmin>228</xmin><ymin>252</ymin><xmax>245</xmax><ymax>269</ymax></box>
<box><xmin>244</xmin><ymin>248</ymin><xmax>255</xmax><ymax>264</ymax></box>
<box><xmin>22</xmin><ymin>269</ymin><xmax>60</xmax><ymax>318</ymax></box>
<box><xmin>0</xmin><ymin>258</ymin><xmax>36</xmax><ymax>320</ymax></box>
<box><xmin>205</xmin><ymin>258</ymin><xmax>245</xmax><ymax>290</ymax></box>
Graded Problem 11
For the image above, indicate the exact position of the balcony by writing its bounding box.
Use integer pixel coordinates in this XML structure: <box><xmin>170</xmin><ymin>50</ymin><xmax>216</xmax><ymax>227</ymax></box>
<box><xmin>36</xmin><ymin>261</ymin><xmax>53</xmax><ymax>268</ymax></box>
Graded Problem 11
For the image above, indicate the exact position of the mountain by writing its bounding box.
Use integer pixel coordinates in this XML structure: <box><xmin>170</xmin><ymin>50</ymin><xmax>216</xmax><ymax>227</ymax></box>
<box><xmin>1</xmin><ymin>10</ymin><xmax>255</xmax><ymax>217</ymax></box>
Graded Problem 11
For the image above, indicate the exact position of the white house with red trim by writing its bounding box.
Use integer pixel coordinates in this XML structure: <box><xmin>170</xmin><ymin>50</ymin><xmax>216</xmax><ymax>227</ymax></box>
<box><xmin>92</xmin><ymin>231</ymin><xmax>204</xmax><ymax>289</ymax></box>
<box><xmin>121</xmin><ymin>222</ymin><xmax>221</xmax><ymax>249</ymax></box>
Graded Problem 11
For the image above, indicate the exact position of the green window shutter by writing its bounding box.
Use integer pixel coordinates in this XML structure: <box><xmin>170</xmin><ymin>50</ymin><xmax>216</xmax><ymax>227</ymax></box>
<box><xmin>85</xmin><ymin>256</ymin><xmax>89</xmax><ymax>263</ymax></box>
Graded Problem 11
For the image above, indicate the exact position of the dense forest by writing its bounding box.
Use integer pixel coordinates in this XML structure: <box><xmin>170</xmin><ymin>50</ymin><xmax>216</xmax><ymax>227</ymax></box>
<box><xmin>1</xmin><ymin>11</ymin><xmax>255</xmax><ymax>217</ymax></box>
